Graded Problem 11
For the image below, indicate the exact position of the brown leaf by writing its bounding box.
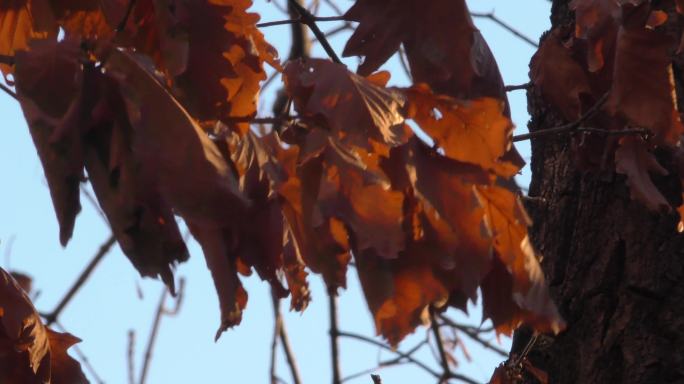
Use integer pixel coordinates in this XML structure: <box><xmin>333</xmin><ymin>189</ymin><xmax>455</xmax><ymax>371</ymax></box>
<box><xmin>343</xmin><ymin>0</ymin><xmax>507</xmax><ymax>102</ymax></box>
<box><xmin>570</xmin><ymin>0</ymin><xmax>620</xmax><ymax>72</ymax></box>
<box><xmin>283</xmin><ymin>58</ymin><xmax>408</xmax><ymax>149</ymax></box>
<box><xmin>82</xmin><ymin>67</ymin><xmax>189</xmax><ymax>290</ymax></box>
<box><xmin>188</xmin><ymin>225</ymin><xmax>247</xmax><ymax>340</ymax></box>
<box><xmin>615</xmin><ymin>136</ymin><xmax>670</xmax><ymax>211</ymax></box>
<box><xmin>0</xmin><ymin>268</ymin><xmax>88</xmax><ymax>384</ymax></box>
<box><xmin>608</xmin><ymin>4</ymin><xmax>683</xmax><ymax>146</ymax></box>
<box><xmin>14</xmin><ymin>39</ymin><xmax>84</xmax><ymax>246</ymax></box>
<box><xmin>531</xmin><ymin>29</ymin><xmax>591</xmax><ymax>121</ymax></box>
<box><xmin>104</xmin><ymin>49</ymin><xmax>249</xmax><ymax>227</ymax></box>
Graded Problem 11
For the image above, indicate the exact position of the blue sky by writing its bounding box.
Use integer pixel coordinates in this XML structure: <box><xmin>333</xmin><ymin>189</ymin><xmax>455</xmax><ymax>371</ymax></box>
<box><xmin>0</xmin><ymin>1</ymin><xmax>550</xmax><ymax>383</ymax></box>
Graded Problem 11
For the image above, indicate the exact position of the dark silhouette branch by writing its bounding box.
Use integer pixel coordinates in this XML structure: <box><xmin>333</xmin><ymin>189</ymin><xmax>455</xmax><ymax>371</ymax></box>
<box><xmin>42</xmin><ymin>235</ymin><xmax>116</xmax><ymax>325</ymax></box>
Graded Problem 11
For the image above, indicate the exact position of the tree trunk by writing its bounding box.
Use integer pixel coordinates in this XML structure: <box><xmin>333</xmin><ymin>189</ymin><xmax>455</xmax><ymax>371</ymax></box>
<box><xmin>516</xmin><ymin>1</ymin><xmax>684</xmax><ymax>383</ymax></box>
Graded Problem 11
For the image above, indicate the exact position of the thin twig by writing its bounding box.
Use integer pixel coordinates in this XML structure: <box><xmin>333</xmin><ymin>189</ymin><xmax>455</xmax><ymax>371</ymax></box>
<box><xmin>471</xmin><ymin>12</ymin><xmax>538</xmax><ymax>48</ymax></box>
<box><xmin>504</xmin><ymin>83</ymin><xmax>531</xmax><ymax>92</ymax></box>
<box><xmin>338</xmin><ymin>331</ymin><xmax>441</xmax><ymax>379</ymax></box>
<box><xmin>439</xmin><ymin>318</ymin><xmax>507</xmax><ymax>357</ymax></box>
<box><xmin>42</xmin><ymin>235</ymin><xmax>116</xmax><ymax>325</ymax></box>
<box><xmin>429</xmin><ymin>308</ymin><xmax>452</xmax><ymax>383</ymax></box>
<box><xmin>512</xmin><ymin>92</ymin><xmax>612</xmax><ymax>142</ymax></box>
<box><xmin>279</xmin><ymin>312</ymin><xmax>303</xmax><ymax>384</ymax></box>
<box><xmin>270</xmin><ymin>294</ymin><xmax>281</xmax><ymax>384</ymax></box>
<box><xmin>258</xmin><ymin>15</ymin><xmax>346</xmax><ymax>28</ymax></box>
<box><xmin>139</xmin><ymin>288</ymin><xmax>168</xmax><ymax>384</ymax></box>
<box><xmin>288</xmin><ymin>0</ymin><xmax>342</xmax><ymax>64</ymax></box>
<box><xmin>329</xmin><ymin>289</ymin><xmax>342</xmax><ymax>384</ymax></box>
<box><xmin>128</xmin><ymin>330</ymin><xmax>136</xmax><ymax>384</ymax></box>
<box><xmin>0</xmin><ymin>82</ymin><xmax>17</xmax><ymax>101</ymax></box>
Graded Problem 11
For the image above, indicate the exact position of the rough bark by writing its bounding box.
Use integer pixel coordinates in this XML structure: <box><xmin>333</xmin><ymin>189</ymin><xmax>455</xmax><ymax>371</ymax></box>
<box><xmin>515</xmin><ymin>1</ymin><xmax>684</xmax><ymax>383</ymax></box>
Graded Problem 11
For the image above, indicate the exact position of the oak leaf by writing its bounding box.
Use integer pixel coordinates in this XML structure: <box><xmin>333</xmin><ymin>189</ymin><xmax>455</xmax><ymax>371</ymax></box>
<box><xmin>283</xmin><ymin>58</ymin><xmax>408</xmax><ymax>149</ymax></box>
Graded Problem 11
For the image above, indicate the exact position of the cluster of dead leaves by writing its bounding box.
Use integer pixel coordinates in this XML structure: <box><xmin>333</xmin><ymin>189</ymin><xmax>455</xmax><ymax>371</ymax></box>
<box><xmin>0</xmin><ymin>268</ymin><xmax>87</xmax><ymax>384</ymax></box>
<box><xmin>531</xmin><ymin>0</ymin><xmax>684</xmax><ymax>222</ymax></box>
<box><xmin>3</xmin><ymin>0</ymin><xmax>563</xmax><ymax>358</ymax></box>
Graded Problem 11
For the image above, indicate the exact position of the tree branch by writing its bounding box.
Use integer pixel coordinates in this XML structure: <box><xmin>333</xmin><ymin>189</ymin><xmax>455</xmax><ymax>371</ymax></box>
<box><xmin>42</xmin><ymin>235</ymin><xmax>116</xmax><ymax>325</ymax></box>
<box><xmin>470</xmin><ymin>11</ymin><xmax>538</xmax><ymax>48</ymax></box>
<box><xmin>258</xmin><ymin>15</ymin><xmax>346</xmax><ymax>28</ymax></box>
<box><xmin>0</xmin><ymin>82</ymin><xmax>17</xmax><ymax>101</ymax></box>
<box><xmin>437</xmin><ymin>315</ymin><xmax>507</xmax><ymax>357</ymax></box>
<box><xmin>287</xmin><ymin>0</ymin><xmax>342</xmax><ymax>64</ymax></box>
<box><xmin>429</xmin><ymin>308</ymin><xmax>452</xmax><ymax>383</ymax></box>
<box><xmin>511</xmin><ymin>92</ymin><xmax>646</xmax><ymax>142</ymax></box>
<box><xmin>138</xmin><ymin>280</ymin><xmax>184</xmax><ymax>384</ymax></box>
<box><xmin>329</xmin><ymin>289</ymin><xmax>342</xmax><ymax>384</ymax></box>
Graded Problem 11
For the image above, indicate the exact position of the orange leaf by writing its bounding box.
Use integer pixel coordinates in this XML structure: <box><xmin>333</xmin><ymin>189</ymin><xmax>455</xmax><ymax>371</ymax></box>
<box><xmin>403</xmin><ymin>85</ymin><xmax>519</xmax><ymax>177</ymax></box>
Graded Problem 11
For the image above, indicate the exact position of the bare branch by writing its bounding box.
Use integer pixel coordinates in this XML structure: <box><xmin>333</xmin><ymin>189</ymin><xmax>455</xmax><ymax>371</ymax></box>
<box><xmin>139</xmin><ymin>288</ymin><xmax>167</xmax><ymax>384</ymax></box>
<box><xmin>329</xmin><ymin>289</ymin><xmax>342</xmax><ymax>384</ymax></box>
<box><xmin>288</xmin><ymin>0</ymin><xmax>342</xmax><ymax>64</ymax></box>
<box><xmin>437</xmin><ymin>315</ymin><xmax>507</xmax><ymax>357</ymax></box>
<box><xmin>512</xmin><ymin>92</ymin><xmax>636</xmax><ymax>142</ymax></box>
<box><xmin>470</xmin><ymin>11</ymin><xmax>538</xmax><ymax>48</ymax></box>
<box><xmin>338</xmin><ymin>331</ymin><xmax>441</xmax><ymax>379</ymax></box>
<box><xmin>258</xmin><ymin>15</ymin><xmax>346</xmax><ymax>28</ymax></box>
<box><xmin>504</xmin><ymin>83</ymin><xmax>531</xmax><ymax>92</ymax></box>
<box><xmin>128</xmin><ymin>330</ymin><xmax>136</xmax><ymax>384</ymax></box>
<box><xmin>429</xmin><ymin>308</ymin><xmax>452</xmax><ymax>383</ymax></box>
<box><xmin>42</xmin><ymin>235</ymin><xmax>116</xmax><ymax>325</ymax></box>
<box><xmin>0</xmin><ymin>82</ymin><xmax>17</xmax><ymax>101</ymax></box>
<box><xmin>138</xmin><ymin>280</ymin><xmax>184</xmax><ymax>384</ymax></box>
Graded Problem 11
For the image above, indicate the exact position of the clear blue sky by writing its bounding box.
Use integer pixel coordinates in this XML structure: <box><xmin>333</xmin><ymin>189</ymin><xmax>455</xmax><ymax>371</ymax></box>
<box><xmin>0</xmin><ymin>1</ymin><xmax>550</xmax><ymax>383</ymax></box>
